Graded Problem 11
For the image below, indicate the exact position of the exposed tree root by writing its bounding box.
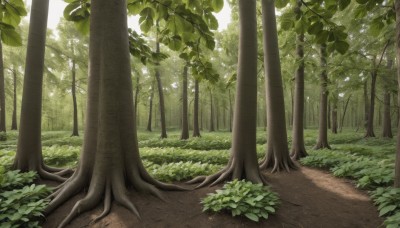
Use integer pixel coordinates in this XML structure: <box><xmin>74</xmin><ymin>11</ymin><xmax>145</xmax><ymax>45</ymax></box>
<box><xmin>290</xmin><ymin>148</ymin><xmax>308</xmax><ymax>160</ymax></box>
<box><xmin>187</xmin><ymin>158</ymin><xmax>268</xmax><ymax>188</ymax></box>
<box><xmin>313</xmin><ymin>142</ymin><xmax>331</xmax><ymax>150</ymax></box>
<box><xmin>259</xmin><ymin>154</ymin><xmax>297</xmax><ymax>173</ymax></box>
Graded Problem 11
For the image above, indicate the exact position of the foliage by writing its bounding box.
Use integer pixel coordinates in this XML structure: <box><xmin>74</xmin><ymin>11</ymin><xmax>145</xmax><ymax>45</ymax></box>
<box><xmin>202</xmin><ymin>180</ymin><xmax>279</xmax><ymax>222</ymax></box>
<box><xmin>143</xmin><ymin>160</ymin><xmax>222</xmax><ymax>182</ymax></box>
<box><xmin>0</xmin><ymin>0</ymin><xmax>27</xmax><ymax>46</ymax></box>
<box><xmin>0</xmin><ymin>169</ymin><xmax>51</xmax><ymax>228</ymax></box>
<box><xmin>42</xmin><ymin>145</ymin><xmax>80</xmax><ymax>167</ymax></box>
<box><xmin>370</xmin><ymin>187</ymin><xmax>400</xmax><ymax>228</ymax></box>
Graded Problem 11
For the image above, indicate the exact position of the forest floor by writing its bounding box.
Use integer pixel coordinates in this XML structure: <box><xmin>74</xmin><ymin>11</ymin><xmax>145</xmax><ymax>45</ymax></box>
<box><xmin>43</xmin><ymin>165</ymin><xmax>383</xmax><ymax>228</ymax></box>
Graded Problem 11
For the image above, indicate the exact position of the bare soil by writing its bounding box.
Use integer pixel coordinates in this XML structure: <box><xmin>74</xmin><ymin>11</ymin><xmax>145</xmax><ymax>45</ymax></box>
<box><xmin>43</xmin><ymin>166</ymin><xmax>384</xmax><ymax>228</ymax></box>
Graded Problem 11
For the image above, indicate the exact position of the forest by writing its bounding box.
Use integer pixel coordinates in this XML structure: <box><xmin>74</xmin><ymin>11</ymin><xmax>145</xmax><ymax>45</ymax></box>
<box><xmin>0</xmin><ymin>0</ymin><xmax>400</xmax><ymax>227</ymax></box>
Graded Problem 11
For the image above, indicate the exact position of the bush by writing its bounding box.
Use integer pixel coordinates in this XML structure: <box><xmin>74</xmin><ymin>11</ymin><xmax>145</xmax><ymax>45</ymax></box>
<box><xmin>202</xmin><ymin>180</ymin><xmax>279</xmax><ymax>222</ymax></box>
<box><xmin>371</xmin><ymin>187</ymin><xmax>400</xmax><ymax>217</ymax></box>
<box><xmin>143</xmin><ymin>160</ymin><xmax>223</xmax><ymax>182</ymax></box>
<box><xmin>0</xmin><ymin>169</ymin><xmax>51</xmax><ymax>227</ymax></box>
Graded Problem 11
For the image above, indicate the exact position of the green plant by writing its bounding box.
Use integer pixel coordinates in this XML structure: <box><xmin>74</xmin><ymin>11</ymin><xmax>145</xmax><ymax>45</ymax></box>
<box><xmin>202</xmin><ymin>180</ymin><xmax>279</xmax><ymax>222</ymax></box>
<box><xmin>143</xmin><ymin>160</ymin><xmax>223</xmax><ymax>182</ymax></box>
<box><xmin>371</xmin><ymin>187</ymin><xmax>400</xmax><ymax>217</ymax></box>
<box><xmin>385</xmin><ymin>212</ymin><xmax>400</xmax><ymax>228</ymax></box>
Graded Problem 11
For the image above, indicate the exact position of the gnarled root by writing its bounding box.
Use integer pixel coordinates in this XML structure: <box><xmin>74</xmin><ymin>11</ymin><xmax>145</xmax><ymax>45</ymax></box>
<box><xmin>259</xmin><ymin>154</ymin><xmax>297</xmax><ymax>173</ymax></box>
<box><xmin>290</xmin><ymin>148</ymin><xmax>308</xmax><ymax>160</ymax></box>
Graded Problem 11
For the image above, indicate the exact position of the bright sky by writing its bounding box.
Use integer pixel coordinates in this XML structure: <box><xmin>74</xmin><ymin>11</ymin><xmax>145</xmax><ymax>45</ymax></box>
<box><xmin>45</xmin><ymin>0</ymin><xmax>231</xmax><ymax>31</ymax></box>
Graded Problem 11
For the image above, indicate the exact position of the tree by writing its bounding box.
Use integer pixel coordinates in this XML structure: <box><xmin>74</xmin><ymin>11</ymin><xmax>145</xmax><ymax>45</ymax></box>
<box><xmin>382</xmin><ymin>57</ymin><xmax>393</xmax><ymax>138</ymax></box>
<box><xmin>314</xmin><ymin>44</ymin><xmax>331</xmax><ymax>149</ymax></box>
<box><xmin>45</xmin><ymin>0</ymin><xmax>183</xmax><ymax>226</ymax></box>
<box><xmin>259</xmin><ymin>0</ymin><xmax>296</xmax><ymax>172</ymax></box>
<box><xmin>12</xmin><ymin>0</ymin><xmax>70</xmax><ymax>181</ymax></box>
<box><xmin>192</xmin><ymin>79</ymin><xmax>201</xmax><ymax>137</ymax></box>
<box><xmin>146</xmin><ymin>80</ymin><xmax>155</xmax><ymax>131</ymax></box>
<box><xmin>188</xmin><ymin>0</ymin><xmax>266</xmax><ymax>187</ymax></box>
<box><xmin>394</xmin><ymin>0</ymin><xmax>400</xmax><ymax>188</ymax></box>
<box><xmin>180</xmin><ymin>64</ymin><xmax>189</xmax><ymax>139</ymax></box>
<box><xmin>10</xmin><ymin>67</ymin><xmax>17</xmax><ymax>130</ymax></box>
<box><xmin>290</xmin><ymin>0</ymin><xmax>307</xmax><ymax>160</ymax></box>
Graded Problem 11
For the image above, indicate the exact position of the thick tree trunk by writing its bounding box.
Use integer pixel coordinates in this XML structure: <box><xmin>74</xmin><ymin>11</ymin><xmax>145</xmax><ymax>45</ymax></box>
<box><xmin>45</xmin><ymin>1</ymin><xmax>181</xmax><ymax>226</ymax></box>
<box><xmin>189</xmin><ymin>0</ymin><xmax>266</xmax><ymax>187</ymax></box>
<box><xmin>192</xmin><ymin>79</ymin><xmax>201</xmax><ymax>137</ymax></box>
<box><xmin>11</xmin><ymin>68</ymin><xmax>17</xmax><ymax>130</ymax></box>
<box><xmin>364</xmin><ymin>79</ymin><xmax>370</xmax><ymax>131</ymax></box>
<box><xmin>155</xmin><ymin>35</ymin><xmax>167</xmax><ymax>138</ymax></box>
<box><xmin>290</xmin><ymin>30</ymin><xmax>307</xmax><ymax>160</ymax></box>
<box><xmin>209</xmin><ymin>89</ymin><xmax>215</xmax><ymax>132</ymax></box>
<box><xmin>395</xmin><ymin>0</ymin><xmax>400</xmax><ymax>188</ymax></box>
<box><xmin>146</xmin><ymin>81</ymin><xmax>154</xmax><ymax>132</ymax></box>
<box><xmin>365</xmin><ymin>69</ymin><xmax>377</xmax><ymax>137</ymax></box>
<box><xmin>260</xmin><ymin>0</ymin><xmax>296</xmax><ymax>172</ymax></box>
<box><xmin>12</xmin><ymin>0</ymin><xmax>69</xmax><ymax>181</ymax></box>
<box><xmin>180</xmin><ymin>65</ymin><xmax>189</xmax><ymax>139</ymax></box>
<box><xmin>314</xmin><ymin>44</ymin><xmax>331</xmax><ymax>149</ymax></box>
<box><xmin>0</xmin><ymin>41</ymin><xmax>6</xmax><ymax>134</ymax></box>
<box><xmin>71</xmin><ymin>59</ymin><xmax>79</xmax><ymax>137</ymax></box>
<box><xmin>382</xmin><ymin>59</ymin><xmax>393</xmax><ymax>138</ymax></box>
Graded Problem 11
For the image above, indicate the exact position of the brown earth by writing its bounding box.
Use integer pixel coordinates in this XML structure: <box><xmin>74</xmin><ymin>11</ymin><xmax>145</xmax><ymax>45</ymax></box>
<box><xmin>42</xmin><ymin>166</ymin><xmax>384</xmax><ymax>228</ymax></box>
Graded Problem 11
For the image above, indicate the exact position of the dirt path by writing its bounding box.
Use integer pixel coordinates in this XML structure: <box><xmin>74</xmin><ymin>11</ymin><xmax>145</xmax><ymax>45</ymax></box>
<box><xmin>43</xmin><ymin>166</ymin><xmax>383</xmax><ymax>228</ymax></box>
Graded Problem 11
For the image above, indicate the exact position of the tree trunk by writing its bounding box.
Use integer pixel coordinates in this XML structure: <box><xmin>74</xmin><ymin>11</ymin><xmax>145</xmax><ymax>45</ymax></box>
<box><xmin>192</xmin><ymin>79</ymin><xmax>201</xmax><ymax>137</ymax></box>
<box><xmin>314</xmin><ymin>44</ymin><xmax>331</xmax><ymax>149</ymax></box>
<box><xmin>332</xmin><ymin>99</ymin><xmax>338</xmax><ymax>134</ymax></box>
<box><xmin>188</xmin><ymin>0</ymin><xmax>266</xmax><ymax>187</ymax></box>
<box><xmin>290</xmin><ymin>28</ymin><xmax>307</xmax><ymax>160</ymax></box>
<box><xmin>155</xmin><ymin>31</ymin><xmax>167</xmax><ymax>138</ymax></box>
<box><xmin>229</xmin><ymin>88</ymin><xmax>233</xmax><ymax>132</ymax></box>
<box><xmin>13</xmin><ymin>0</ymin><xmax>69</xmax><ymax>181</ymax></box>
<box><xmin>365</xmin><ymin>68</ymin><xmax>377</xmax><ymax>137</ymax></box>
<box><xmin>382</xmin><ymin>59</ymin><xmax>393</xmax><ymax>138</ymax></box>
<box><xmin>209</xmin><ymin>89</ymin><xmax>215</xmax><ymax>132</ymax></box>
<box><xmin>146</xmin><ymin>81</ymin><xmax>154</xmax><ymax>132</ymax></box>
<box><xmin>71</xmin><ymin>58</ymin><xmax>79</xmax><ymax>137</ymax></box>
<box><xmin>328</xmin><ymin>100</ymin><xmax>331</xmax><ymax>129</ymax></box>
<box><xmin>259</xmin><ymin>0</ymin><xmax>296</xmax><ymax>172</ymax></box>
<box><xmin>45</xmin><ymin>1</ymin><xmax>181</xmax><ymax>226</ymax></box>
<box><xmin>340</xmin><ymin>95</ymin><xmax>352</xmax><ymax>132</ymax></box>
<box><xmin>11</xmin><ymin>67</ymin><xmax>17</xmax><ymax>130</ymax></box>
<box><xmin>395</xmin><ymin>0</ymin><xmax>400</xmax><ymax>188</ymax></box>
<box><xmin>134</xmin><ymin>73</ymin><xmax>140</xmax><ymax>117</ymax></box>
<box><xmin>180</xmin><ymin>65</ymin><xmax>189</xmax><ymax>139</ymax></box>
<box><xmin>364</xmin><ymin>79</ymin><xmax>370</xmax><ymax>130</ymax></box>
<box><xmin>0</xmin><ymin>41</ymin><xmax>5</xmax><ymax>134</ymax></box>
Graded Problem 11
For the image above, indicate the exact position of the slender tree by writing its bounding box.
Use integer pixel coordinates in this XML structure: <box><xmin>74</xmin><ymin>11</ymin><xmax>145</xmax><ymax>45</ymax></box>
<box><xmin>45</xmin><ymin>0</ymin><xmax>182</xmax><ymax>226</ymax></box>
<box><xmin>382</xmin><ymin>58</ymin><xmax>393</xmax><ymax>138</ymax></box>
<box><xmin>181</xmin><ymin>64</ymin><xmax>189</xmax><ymax>139</ymax></box>
<box><xmin>155</xmin><ymin>25</ymin><xmax>167</xmax><ymax>138</ymax></box>
<box><xmin>0</xmin><ymin>41</ymin><xmax>5</xmax><ymax>134</ymax></box>
<box><xmin>188</xmin><ymin>0</ymin><xmax>266</xmax><ymax>187</ymax></box>
<box><xmin>192</xmin><ymin>79</ymin><xmax>201</xmax><ymax>137</ymax></box>
<box><xmin>71</xmin><ymin>56</ymin><xmax>79</xmax><ymax>136</ymax></box>
<box><xmin>12</xmin><ymin>0</ymin><xmax>70</xmax><ymax>181</ymax></box>
<box><xmin>394</xmin><ymin>0</ymin><xmax>400</xmax><ymax>188</ymax></box>
<box><xmin>332</xmin><ymin>93</ymin><xmax>338</xmax><ymax>134</ymax></box>
<box><xmin>314</xmin><ymin>44</ymin><xmax>331</xmax><ymax>149</ymax></box>
<box><xmin>209</xmin><ymin>88</ymin><xmax>215</xmax><ymax>132</ymax></box>
<box><xmin>11</xmin><ymin>67</ymin><xmax>17</xmax><ymax>130</ymax></box>
<box><xmin>259</xmin><ymin>0</ymin><xmax>296</xmax><ymax>172</ymax></box>
<box><xmin>290</xmin><ymin>4</ymin><xmax>307</xmax><ymax>160</ymax></box>
<box><xmin>146</xmin><ymin>80</ymin><xmax>154</xmax><ymax>132</ymax></box>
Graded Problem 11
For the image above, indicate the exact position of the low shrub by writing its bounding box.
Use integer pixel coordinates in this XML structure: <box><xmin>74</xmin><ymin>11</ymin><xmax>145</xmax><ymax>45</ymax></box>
<box><xmin>202</xmin><ymin>180</ymin><xmax>279</xmax><ymax>222</ymax></box>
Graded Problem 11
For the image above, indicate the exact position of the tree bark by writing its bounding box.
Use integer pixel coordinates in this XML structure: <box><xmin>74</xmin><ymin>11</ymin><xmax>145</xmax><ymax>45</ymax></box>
<box><xmin>0</xmin><ymin>41</ymin><xmax>6</xmax><ymax>134</ymax></box>
<box><xmin>134</xmin><ymin>73</ymin><xmax>140</xmax><ymax>118</ymax></box>
<box><xmin>332</xmin><ymin>93</ymin><xmax>338</xmax><ymax>134</ymax></box>
<box><xmin>146</xmin><ymin>81</ymin><xmax>154</xmax><ymax>132</ymax></box>
<box><xmin>340</xmin><ymin>95</ymin><xmax>352</xmax><ymax>132</ymax></box>
<box><xmin>290</xmin><ymin>29</ymin><xmax>307</xmax><ymax>160</ymax></box>
<box><xmin>395</xmin><ymin>0</ymin><xmax>400</xmax><ymax>188</ymax></box>
<box><xmin>382</xmin><ymin>59</ymin><xmax>393</xmax><ymax>138</ymax></box>
<box><xmin>45</xmin><ymin>1</ymin><xmax>181</xmax><ymax>226</ymax></box>
<box><xmin>259</xmin><ymin>0</ymin><xmax>296</xmax><ymax>172</ymax></box>
<box><xmin>365</xmin><ymin>67</ymin><xmax>377</xmax><ymax>137</ymax></box>
<box><xmin>155</xmin><ymin>30</ymin><xmax>167</xmax><ymax>138</ymax></box>
<box><xmin>328</xmin><ymin>100</ymin><xmax>331</xmax><ymax>129</ymax></box>
<box><xmin>71</xmin><ymin>58</ymin><xmax>79</xmax><ymax>137</ymax></box>
<box><xmin>192</xmin><ymin>79</ymin><xmax>201</xmax><ymax>137</ymax></box>
<box><xmin>363</xmin><ymin>79</ymin><xmax>370</xmax><ymax>130</ymax></box>
<box><xmin>12</xmin><ymin>0</ymin><xmax>69</xmax><ymax>181</ymax></box>
<box><xmin>188</xmin><ymin>0</ymin><xmax>266</xmax><ymax>187</ymax></box>
<box><xmin>209</xmin><ymin>89</ymin><xmax>215</xmax><ymax>132</ymax></box>
<box><xmin>229</xmin><ymin>88</ymin><xmax>233</xmax><ymax>132</ymax></box>
<box><xmin>180</xmin><ymin>65</ymin><xmax>189</xmax><ymax>139</ymax></box>
<box><xmin>11</xmin><ymin>67</ymin><xmax>17</xmax><ymax>130</ymax></box>
<box><xmin>314</xmin><ymin>44</ymin><xmax>331</xmax><ymax>149</ymax></box>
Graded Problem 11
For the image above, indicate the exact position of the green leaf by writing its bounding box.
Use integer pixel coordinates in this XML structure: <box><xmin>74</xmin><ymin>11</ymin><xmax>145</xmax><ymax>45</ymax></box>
<box><xmin>308</xmin><ymin>21</ymin><xmax>323</xmax><ymax>35</ymax></box>
<box><xmin>338</xmin><ymin>0</ymin><xmax>351</xmax><ymax>10</ymax></box>
<box><xmin>245</xmin><ymin>213</ymin><xmax>259</xmax><ymax>222</ymax></box>
<box><xmin>1</xmin><ymin>29</ymin><xmax>22</xmax><ymax>46</ymax></box>
<box><xmin>379</xmin><ymin>205</ymin><xmax>396</xmax><ymax>216</ymax></box>
<box><xmin>211</xmin><ymin>0</ymin><xmax>224</xmax><ymax>13</ymax></box>
<box><xmin>334</xmin><ymin>40</ymin><xmax>349</xmax><ymax>55</ymax></box>
<box><xmin>275</xmin><ymin>0</ymin><xmax>289</xmax><ymax>8</ymax></box>
<box><xmin>356</xmin><ymin>0</ymin><xmax>369</xmax><ymax>4</ymax></box>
